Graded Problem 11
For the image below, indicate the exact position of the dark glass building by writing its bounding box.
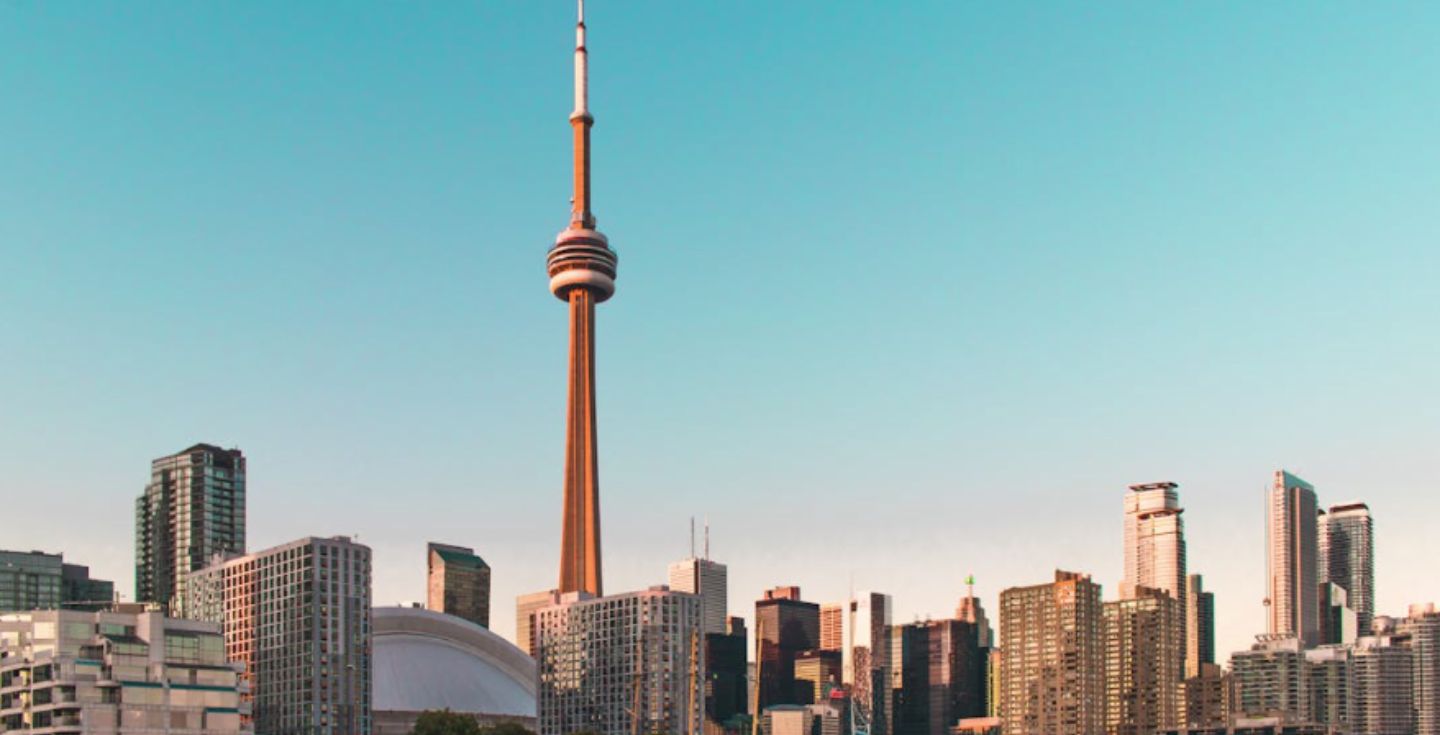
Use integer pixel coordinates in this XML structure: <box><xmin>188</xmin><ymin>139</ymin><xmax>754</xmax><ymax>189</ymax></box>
<box><xmin>891</xmin><ymin>619</ymin><xmax>986</xmax><ymax>735</ymax></box>
<box><xmin>707</xmin><ymin>616</ymin><xmax>749</xmax><ymax>728</ymax></box>
<box><xmin>426</xmin><ymin>542</ymin><xmax>492</xmax><ymax>628</ymax></box>
<box><xmin>756</xmin><ymin>586</ymin><xmax>820</xmax><ymax>711</ymax></box>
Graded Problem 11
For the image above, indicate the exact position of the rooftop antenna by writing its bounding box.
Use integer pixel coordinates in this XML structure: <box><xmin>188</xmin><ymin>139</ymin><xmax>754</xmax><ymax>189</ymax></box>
<box><xmin>690</xmin><ymin>516</ymin><xmax>696</xmax><ymax>558</ymax></box>
<box><xmin>704</xmin><ymin>517</ymin><xmax>711</xmax><ymax>560</ymax></box>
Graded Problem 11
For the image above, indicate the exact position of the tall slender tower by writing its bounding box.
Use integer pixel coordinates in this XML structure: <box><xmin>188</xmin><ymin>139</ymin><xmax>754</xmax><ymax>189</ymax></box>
<box><xmin>1266</xmin><ymin>470</ymin><xmax>1319</xmax><ymax>646</ymax></box>
<box><xmin>549</xmin><ymin>0</ymin><xmax>616</xmax><ymax>597</ymax></box>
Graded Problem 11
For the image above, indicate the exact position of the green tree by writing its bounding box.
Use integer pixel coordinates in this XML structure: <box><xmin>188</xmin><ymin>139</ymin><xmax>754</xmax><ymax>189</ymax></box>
<box><xmin>478</xmin><ymin>723</ymin><xmax>539</xmax><ymax>735</ymax></box>
<box><xmin>411</xmin><ymin>710</ymin><xmax>483</xmax><ymax>735</ymax></box>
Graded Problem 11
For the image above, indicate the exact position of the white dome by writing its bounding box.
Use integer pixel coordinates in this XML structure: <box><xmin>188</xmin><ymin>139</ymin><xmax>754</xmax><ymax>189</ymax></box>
<box><xmin>373</xmin><ymin>607</ymin><xmax>536</xmax><ymax>718</ymax></box>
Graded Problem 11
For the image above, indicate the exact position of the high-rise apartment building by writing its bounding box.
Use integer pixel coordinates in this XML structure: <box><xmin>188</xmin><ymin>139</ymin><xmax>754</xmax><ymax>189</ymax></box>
<box><xmin>1351</xmin><ymin>623</ymin><xmax>1414</xmax><ymax>735</ymax></box>
<box><xmin>835</xmin><ymin>592</ymin><xmax>892</xmax><ymax>735</ymax></box>
<box><xmin>1185</xmin><ymin>574</ymin><xmax>1215</xmax><ymax>678</ymax></box>
<box><xmin>1319</xmin><ymin>503</ymin><xmax>1374</xmax><ymax>636</ymax></box>
<box><xmin>757</xmin><ymin>587</ymin><xmax>820</xmax><ymax>711</ymax></box>
<box><xmin>516</xmin><ymin>589</ymin><xmax>562</xmax><ymax>657</ymax></box>
<box><xmin>1231</xmin><ymin>637</ymin><xmax>1306</xmax><ymax>723</ymax></box>
<box><xmin>890</xmin><ymin>619</ymin><xmax>986</xmax><ymax>735</ymax></box>
<box><xmin>0</xmin><ymin>608</ymin><xmax>248</xmax><ymax>733</ymax></box>
<box><xmin>136</xmin><ymin>443</ymin><xmax>246</xmax><ymax>613</ymax></box>
<box><xmin>534</xmin><ymin>587</ymin><xmax>704</xmax><ymax>735</ymax></box>
<box><xmin>426</xmin><ymin>542</ymin><xmax>491</xmax><ymax>628</ymax></box>
<box><xmin>1103</xmin><ymin>587</ymin><xmax>1180</xmax><ymax>735</ymax></box>
<box><xmin>1403</xmin><ymin>603</ymin><xmax>1440</xmax><ymax>735</ymax></box>
<box><xmin>669</xmin><ymin>555</ymin><xmax>728</xmax><ymax>636</ymax></box>
<box><xmin>186</xmin><ymin>536</ymin><xmax>372</xmax><ymax>735</ymax></box>
<box><xmin>1267</xmin><ymin>470</ymin><xmax>1319</xmax><ymax>646</ymax></box>
<box><xmin>998</xmin><ymin>570</ymin><xmax>1104</xmax><ymax>735</ymax></box>
<box><xmin>0</xmin><ymin>550</ymin><xmax>115</xmax><ymax>613</ymax></box>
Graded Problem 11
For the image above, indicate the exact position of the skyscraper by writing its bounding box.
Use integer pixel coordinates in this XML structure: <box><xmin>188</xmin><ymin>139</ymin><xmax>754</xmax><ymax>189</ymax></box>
<box><xmin>706</xmin><ymin>616</ymin><xmax>750</xmax><ymax>728</ymax></box>
<box><xmin>185</xmin><ymin>535</ymin><xmax>373</xmax><ymax>735</ymax></box>
<box><xmin>426</xmin><ymin>542</ymin><xmax>492</xmax><ymax>628</ymax></box>
<box><xmin>668</xmin><ymin>555</ymin><xmax>728</xmax><ymax>636</ymax></box>
<box><xmin>1121</xmin><ymin>481</ymin><xmax>1187</xmax><ymax>675</ymax></box>
<box><xmin>534</xmin><ymin>587</ymin><xmax>704</xmax><ymax>735</ymax></box>
<box><xmin>998</xmin><ymin>570</ymin><xmax>1105</xmax><ymax>735</ymax></box>
<box><xmin>549</xmin><ymin>0</ymin><xmax>619</xmax><ymax>599</ymax></box>
<box><xmin>955</xmin><ymin>576</ymin><xmax>993</xmax><ymax>649</ymax></box>
<box><xmin>890</xmin><ymin>619</ymin><xmax>986</xmax><ymax>735</ymax></box>
<box><xmin>1319</xmin><ymin>502</ymin><xmax>1374</xmax><ymax>635</ymax></box>
<box><xmin>1185</xmin><ymin>573</ymin><xmax>1215</xmax><ymax>678</ymax></box>
<box><xmin>1103</xmin><ymin>587</ymin><xmax>1180</xmax><ymax>735</ymax></box>
<box><xmin>1267</xmin><ymin>470</ymin><xmax>1319</xmax><ymax>646</ymax></box>
<box><xmin>135</xmin><ymin>443</ymin><xmax>246</xmax><ymax>614</ymax></box>
<box><xmin>843</xmin><ymin>592</ymin><xmax>892</xmax><ymax>735</ymax></box>
<box><xmin>757</xmin><ymin>586</ymin><xmax>821</xmax><ymax>710</ymax></box>
<box><xmin>820</xmin><ymin>603</ymin><xmax>844</xmax><ymax>652</ymax></box>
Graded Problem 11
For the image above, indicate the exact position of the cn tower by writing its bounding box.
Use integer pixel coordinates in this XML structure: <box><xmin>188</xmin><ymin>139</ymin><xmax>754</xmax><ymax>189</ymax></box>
<box><xmin>547</xmin><ymin>0</ymin><xmax>615</xmax><ymax>597</ymax></box>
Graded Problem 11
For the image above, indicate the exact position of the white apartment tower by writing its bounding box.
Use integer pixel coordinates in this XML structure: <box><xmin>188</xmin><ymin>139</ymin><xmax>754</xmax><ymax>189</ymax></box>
<box><xmin>1267</xmin><ymin>470</ymin><xmax>1320</xmax><ymax>646</ymax></box>
<box><xmin>534</xmin><ymin>587</ymin><xmax>704</xmax><ymax>735</ymax></box>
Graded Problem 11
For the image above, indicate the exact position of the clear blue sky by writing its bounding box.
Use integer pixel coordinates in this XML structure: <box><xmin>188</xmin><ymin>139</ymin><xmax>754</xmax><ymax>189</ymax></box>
<box><xmin>2</xmin><ymin>2</ymin><xmax>1437</xmax><ymax>658</ymax></box>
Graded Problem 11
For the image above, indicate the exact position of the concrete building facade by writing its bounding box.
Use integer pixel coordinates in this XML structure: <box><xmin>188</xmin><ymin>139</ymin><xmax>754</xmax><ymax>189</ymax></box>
<box><xmin>185</xmin><ymin>536</ymin><xmax>372</xmax><ymax>735</ymax></box>
<box><xmin>1104</xmin><ymin>588</ymin><xmax>1180</xmax><ymax>735</ymax></box>
<box><xmin>0</xmin><ymin>609</ymin><xmax>248</xmax><ymax>733</ymax></box>
<box><xmin>998</xmin><ymin>571</ymin><xmax>1104</xmax><ymax>735</ymax></box>
<box><xmin>534</xmin><ymin>587</ymin><xmax>703</xmax><ymax>735</ymax></box>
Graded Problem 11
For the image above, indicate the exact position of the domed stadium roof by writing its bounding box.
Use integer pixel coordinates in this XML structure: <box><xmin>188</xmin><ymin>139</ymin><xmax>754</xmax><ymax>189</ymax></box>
<box><xmin>373</xmin><ymin>606</ymin><xmax>536</xmax><ymax>719</ymax></box>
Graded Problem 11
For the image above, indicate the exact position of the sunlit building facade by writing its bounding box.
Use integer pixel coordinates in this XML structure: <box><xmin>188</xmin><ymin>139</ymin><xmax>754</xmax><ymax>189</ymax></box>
<box><xmin>0</xmin><ymin>609</ymin><xmax>248</xmax><ymax>733</ymax></box>
<box><xmin>998</xmin><ymin>570</ymin><xmax>1104</xmax><ymax>735</ymax></box>
<box><xmin>668</xmin><ymin>556</ymin><xmax>728</xmax><ymax>637</ymax></box>
<box><xmin>1267</xmin><ymin>471</ymin><xmax>1319</xmax><ymax>647</ymax></box>
<box><xmin>1104</xmin><ymin>587</ymin><xmax>1180</xmax><ymax>735</ymax></box>
<box><xmin>185</xmin><ymin>536</ymin><xmax>372</xmax><ymax>735</ymax></box>
<box><xmin>534</xmin><ymin>587</ymin><xmax>703</xmax><ymax>735</ymax></box>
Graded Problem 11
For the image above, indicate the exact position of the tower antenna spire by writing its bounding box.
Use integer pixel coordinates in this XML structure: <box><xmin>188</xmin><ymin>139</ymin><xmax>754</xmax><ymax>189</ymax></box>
<box><xmin>570</xmin><ymin>0</ymin><xmax>593</xmax><ymax>228</ymax></box>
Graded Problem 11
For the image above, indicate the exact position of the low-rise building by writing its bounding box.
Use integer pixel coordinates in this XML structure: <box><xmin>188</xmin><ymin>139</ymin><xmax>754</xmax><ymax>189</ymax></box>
<box><xmin>0</xmin><ymin>608</ymin><xmax>248</xmax><ymax>733</ymax></box>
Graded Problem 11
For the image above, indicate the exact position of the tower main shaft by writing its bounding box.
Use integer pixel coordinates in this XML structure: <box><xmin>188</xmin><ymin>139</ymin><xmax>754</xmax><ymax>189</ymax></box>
<box><xmin>549</xmin><ymin>0</ymin><xmax>616</xmax><ymax>597</ymax></box>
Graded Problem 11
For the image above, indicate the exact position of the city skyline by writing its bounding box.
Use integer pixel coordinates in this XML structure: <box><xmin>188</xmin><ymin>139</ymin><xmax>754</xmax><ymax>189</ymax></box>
<box><xmin>4</xmin><ymin>0</ymin><xmax>1439</xmax><ymax>669</ymax></box>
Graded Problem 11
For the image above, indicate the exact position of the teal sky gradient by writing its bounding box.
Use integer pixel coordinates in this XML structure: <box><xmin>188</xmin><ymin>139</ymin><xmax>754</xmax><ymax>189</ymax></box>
<box><xmin>3</xmin><ymin>2</ymin><xmax>1438</xmax><ymax>657</ymax></box>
